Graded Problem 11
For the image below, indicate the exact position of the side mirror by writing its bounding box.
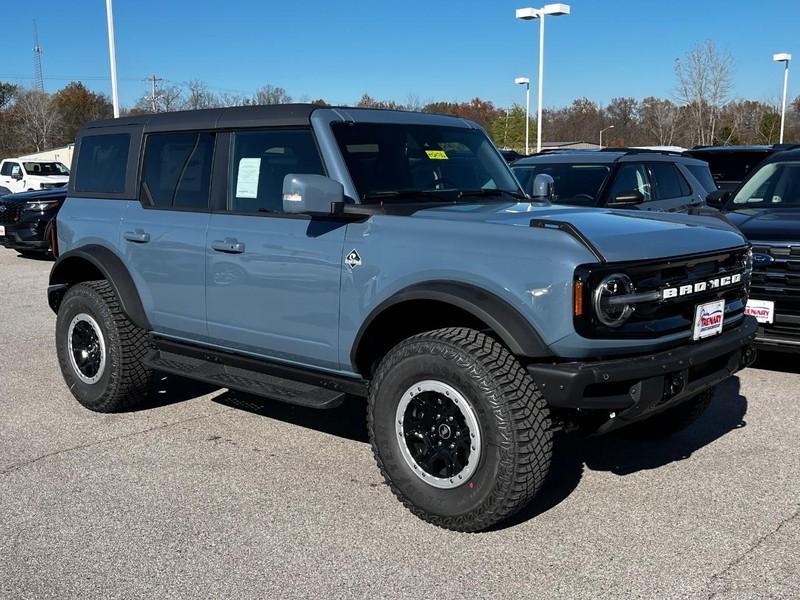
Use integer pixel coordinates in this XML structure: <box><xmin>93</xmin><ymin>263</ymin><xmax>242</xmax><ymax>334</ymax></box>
<box><xmin>705</xmin><ymin>189</ymin><xmax>730</xmax><ymax>208</ymax></box>
<box><xmin>608</xmin><ymin>190</ymin><xmax>644</xmax><ymax>208</ymax></box>
<box><xmin>531</xmin><ymin>173</ymin><xmax>555</xmax><ymax>202</ymax></box>
<box><xmin>11</xmin><ymin>172</ymin><xmax>23</xmax><ymax>181</ymax></box>
<box><xmin>282</xmin><ymin>174</ymin><xmax>344</xmax><ymax>214</ymax></box>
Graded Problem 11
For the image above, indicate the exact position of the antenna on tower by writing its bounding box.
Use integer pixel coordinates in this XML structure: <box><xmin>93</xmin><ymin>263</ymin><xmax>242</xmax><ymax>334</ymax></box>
<box><xmin>33</xmin><ymin>20</ymin><xmax>44</xmax><ymax>93</ymax></box>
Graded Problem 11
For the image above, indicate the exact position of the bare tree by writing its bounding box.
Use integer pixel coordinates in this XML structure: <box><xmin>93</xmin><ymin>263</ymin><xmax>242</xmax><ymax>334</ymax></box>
<box><xmin>639</xmin><ymin>97</ymin><xmax>679</xmax><ymax>146</ymax></box>
<box><xmin>184</xmin><ymin>80</ymin><xmax>218</xmax><ymax>110</ymax></box>
<box><xmin>674</xmin><ymin>40</ymin><xmax>734</xmax><ymax>145</ymax></box>
<box><xmin>12</xmin><ymin>89</ymin><xmax>60</xmax><ymax>151</ymax></box>
<box><xmin>253</xmin><ymin>85</ymin><xmax>292</xmax><ymax>105</ymax></box>
<box><xmin>159</xmin><ymin>85</ymin><xmax>183</xmax><ymax>112</ymax></box>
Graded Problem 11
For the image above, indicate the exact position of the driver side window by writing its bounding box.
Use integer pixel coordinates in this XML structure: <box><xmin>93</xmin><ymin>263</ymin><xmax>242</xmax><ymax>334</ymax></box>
<box><xmin>608</xmin><ymin>164</ymin><xmax>651</xmax><ymax>202</ymax></box>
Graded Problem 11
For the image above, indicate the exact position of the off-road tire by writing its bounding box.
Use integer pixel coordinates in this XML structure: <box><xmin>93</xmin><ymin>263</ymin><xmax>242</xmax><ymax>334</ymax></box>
<box><xmin>55</xmin><ymin>280</ymin><xmax>154</xmax><ymax>412</ymax></box>
<box><xmin>368</xmin><ymin>327</ymin><xmax>553</xmax><ymax>532</ymax></box>
<box><xmin>623</xmin><ymin>389</ymin><xmax>714</xmax><ymax>440</ymax></box>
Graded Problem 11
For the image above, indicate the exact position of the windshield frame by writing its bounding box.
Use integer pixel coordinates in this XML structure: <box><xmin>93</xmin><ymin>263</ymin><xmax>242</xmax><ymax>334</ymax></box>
<box><xmin>330</xmin><ymin>121</ymin><xmax>525</xmax><ymax>204</ymax></box>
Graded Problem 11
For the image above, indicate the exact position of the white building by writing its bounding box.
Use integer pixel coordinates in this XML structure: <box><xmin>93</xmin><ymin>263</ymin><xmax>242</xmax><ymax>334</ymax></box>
<box><xmin>18</xmin><ymin>144</ymin><xmax>75</xmax><ymax>167</ymax></box>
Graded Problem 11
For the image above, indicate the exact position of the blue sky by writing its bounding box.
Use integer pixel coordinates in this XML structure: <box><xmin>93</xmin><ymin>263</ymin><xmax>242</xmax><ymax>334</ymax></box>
<box><xmin>3</xmin><ymin>1</ymin><xmax>798</xmax><ymax>109</ymax></box>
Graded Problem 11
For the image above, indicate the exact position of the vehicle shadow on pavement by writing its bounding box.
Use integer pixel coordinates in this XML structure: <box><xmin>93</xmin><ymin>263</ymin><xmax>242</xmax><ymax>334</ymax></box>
<box><xmin>494</xmin><ymin>377</ymin><xmax>747</xmax><ymax>531</ymax></box>
<box><xmin>131</xmin><ymin>374</ymin><xmax>221</xmax><ymax>411</ymax></box>
<box><xmin>752</xmin><ymin>350</ymin><xmax>800</xmax><ymax>374</ymax></box>
<box><xmin>213</xmin><ymin>391</ymin><xmax>370</xmax><ymax>443</ymax></box>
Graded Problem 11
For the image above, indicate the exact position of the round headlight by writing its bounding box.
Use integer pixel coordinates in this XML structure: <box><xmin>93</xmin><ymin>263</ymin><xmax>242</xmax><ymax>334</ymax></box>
<box><xmin>593</xmin><ymin>273</ymin><xmax>635</xmax><ymax>327</ymax></box>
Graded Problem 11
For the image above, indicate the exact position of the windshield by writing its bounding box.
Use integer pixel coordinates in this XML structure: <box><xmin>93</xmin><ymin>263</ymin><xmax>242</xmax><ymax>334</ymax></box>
<box><xmin>23</xmin><ymin>162</ymin><xmax>69</xmax><ymax>175</ymax></box>
<box><xmin>730</xmin><ymin>161</ymin><xmax>800</xmax><ymax>209</ymax></box>
<box><xmin>513</xmin><ymin>163</ymin><xmax>610</xmax><ymax>206</ymax></box>
<box><xmin>331</xmin><ymin>122</ymin><xmax>521</xmax><ymax>202</ymax></box>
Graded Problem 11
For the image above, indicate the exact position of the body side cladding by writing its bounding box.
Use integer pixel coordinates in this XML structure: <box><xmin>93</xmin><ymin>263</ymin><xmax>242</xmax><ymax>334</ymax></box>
<box><xmin>351</xmin><ymin>280</ymin><xmax>552</xmax><ymax>372</ymax></box>
<box><xmin>47</xmin><ymin>245</ymin><xmax>150</xmax><ymax>330</ymax></box>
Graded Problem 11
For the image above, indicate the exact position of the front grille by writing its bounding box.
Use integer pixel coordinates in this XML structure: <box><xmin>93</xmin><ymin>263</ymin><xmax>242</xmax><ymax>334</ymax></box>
<box><xmin>0</xmin><ymin>202</ymin><xmax>22</xmax><ymax>225</ymax></box>
<box><xmin>750</xmin><ymin>242</ymin><xmax>800</xmax><ymax>315</ymax></box>
<box><xmin>576</xmin><ymin>247</ymin><xmax>750</xmax><ymax>339</ymax></box>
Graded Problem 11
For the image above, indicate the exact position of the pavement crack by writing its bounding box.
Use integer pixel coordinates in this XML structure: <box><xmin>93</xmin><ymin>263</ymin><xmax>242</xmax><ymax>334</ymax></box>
<box><xmin>0</xmin><ymin>408</ymin><xmax>235</xmax><ymax>476</ymax></box>
<box><xmin>707</xmin><ymin>504</ymin><xmax>800</xmax><ymax>599</ymax></box>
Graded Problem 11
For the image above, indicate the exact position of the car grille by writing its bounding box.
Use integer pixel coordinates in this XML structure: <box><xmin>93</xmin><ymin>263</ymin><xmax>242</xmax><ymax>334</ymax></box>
<box><xmin>750</xmin><ymin>242</ymin><xmax>800</xmax><ymax>316</ymax></box>
<box><xmin>0</xmin><ymin>202</ymin><xmax>22</xmax><ymax>225</ymax></box>
<box><xmin>576</xmin><ymin>247</ymin><xmax>751</xmax><ymax>339</ymax></box>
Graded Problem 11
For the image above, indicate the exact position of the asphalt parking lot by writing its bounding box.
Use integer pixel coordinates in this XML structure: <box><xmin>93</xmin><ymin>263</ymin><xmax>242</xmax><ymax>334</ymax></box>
<box><xmin>1</xmin><ymin>246</ymin><xmax>798</xmax><ymax>599</ymax></box>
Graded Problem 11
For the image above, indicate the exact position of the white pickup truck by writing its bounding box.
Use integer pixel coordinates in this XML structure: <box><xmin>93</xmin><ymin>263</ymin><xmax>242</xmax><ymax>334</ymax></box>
<box><xmin>0</xmin><ymin>158</ymin><xmax>69</xmax><ymax>195</ymax></box>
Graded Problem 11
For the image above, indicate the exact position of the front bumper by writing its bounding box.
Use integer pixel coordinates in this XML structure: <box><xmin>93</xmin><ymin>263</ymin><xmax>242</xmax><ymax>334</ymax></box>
<box><xmin>754</xmin><ymin>314</ymin><xmax>800</xmax><ymax>353</ymax></box>
<box><xmin>0</xmin><ymin>218</ymin><xmax>52</xmax><ymax>251</ymax></box>
<box><xmin>528</xmin><ymin>317</ymin><xmax>758</xmax><ymax>431</ymax></box>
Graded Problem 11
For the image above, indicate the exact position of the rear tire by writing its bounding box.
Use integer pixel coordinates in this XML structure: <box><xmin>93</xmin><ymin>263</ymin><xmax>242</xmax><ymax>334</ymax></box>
<box><xmin>623</xmin><ymin>389</ymin><xmax>713</xmax><ymax>439</ymax></box>
<box><xmin>368</xmin><ymin>327</ymin><xmax>553</xmax><ymax>532</ymax></box>
<box><xmin>55</xmin><ymin>281</ymin><xmax>154</xmax><ymax>412</ymax></box>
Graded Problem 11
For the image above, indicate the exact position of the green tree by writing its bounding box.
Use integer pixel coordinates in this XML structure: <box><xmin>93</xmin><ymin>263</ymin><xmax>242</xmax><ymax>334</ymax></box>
<box><xmin>487</xmin><ymin>105</ymin><xmax>530</xmax><ymax>151</ymax></box>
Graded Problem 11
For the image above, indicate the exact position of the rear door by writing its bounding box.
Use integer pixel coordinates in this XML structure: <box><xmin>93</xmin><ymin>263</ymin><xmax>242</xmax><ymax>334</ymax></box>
<box><xmin>120</xmin><ymin>130</ymin><xmax>214</xmax><ymax>341</ymax></box>
<box><xmin>204</xmin><ymin>128</ymin><xmax>346</xmax><ymax>371</ymax></box>
<box><xmin>645</xmin><ymin>162</ymin><xmax>700</xmax><ymax>212</ymax></box>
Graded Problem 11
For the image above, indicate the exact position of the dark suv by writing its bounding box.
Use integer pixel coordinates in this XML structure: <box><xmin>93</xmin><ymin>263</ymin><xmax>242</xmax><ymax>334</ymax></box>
<box><xmin>0</xmin><ymin>187</ymin><xmax>65</xmax><ymax>256</ymax></box>
<box><xmin>686</xmin><ymin>144</ymin><xmax>800</xmax><ymax>192</ymax></box>
<box><xmin>512</xmin><ymin>149</ymin><xmax>718</xmax><ymax>212</ymax></box>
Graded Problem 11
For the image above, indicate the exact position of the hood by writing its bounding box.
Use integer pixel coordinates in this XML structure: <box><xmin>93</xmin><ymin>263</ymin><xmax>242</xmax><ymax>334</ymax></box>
<box><xmin>725</xmin><ymin>207</ymin><xmax>800</xmax><ymax>242</ymax></box>
<box><xmin>25</xmin><ymin>173</ymin><xmax>69</xmax><ymax>182</ymax></box>
<box><xmin>0</xmin><ymin>187</ymin><xmax>67</xmax><ymax>203</ymax></box>
<box><xmin>409</xmin><ymin>202</ymin><xmax>747</xmax><ymax>263</ymax></box>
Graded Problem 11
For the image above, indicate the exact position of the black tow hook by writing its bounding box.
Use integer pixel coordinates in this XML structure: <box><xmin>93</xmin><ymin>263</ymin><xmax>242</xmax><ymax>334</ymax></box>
<box><xmin>742</xmin><ymin>345</ymin><xmax>757</xmax><ymax>367</ymax></box>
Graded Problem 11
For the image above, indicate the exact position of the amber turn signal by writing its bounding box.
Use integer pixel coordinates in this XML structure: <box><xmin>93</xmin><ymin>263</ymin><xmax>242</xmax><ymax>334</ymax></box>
<box><xmin>573</xmin><ymin>280</ymin><xmax>584</xmax><ymax>316</ymax></box>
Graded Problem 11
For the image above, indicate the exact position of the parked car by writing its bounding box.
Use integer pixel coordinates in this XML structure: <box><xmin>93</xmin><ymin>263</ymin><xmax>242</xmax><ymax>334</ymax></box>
<box><xmin>721</xmin><ymin>148</ymin><xmax>800</xmax><ymax>352</ymax></box>
<box><xmin>48</xmin><ymin>105</ymin><xmax>756</xmax><ymax>531</ymax></box>
<box><xmin>0</xmin><ymin>187</ymin><xmax>65</xmax><ymax>256</ymax></box>
<box><xmin>0</xmin><ymin>158</ymin><xmax>70</xmax><ymax>194</ymax></box>
<box><xmin>686</xmin><ymin>144</ymin><xmax>800</xmax><ymax>193</ymax></box>
<box><xmin>511</xmin><ymin>149</ymin><xmax>718</xmax><ymax>212</ymax></box>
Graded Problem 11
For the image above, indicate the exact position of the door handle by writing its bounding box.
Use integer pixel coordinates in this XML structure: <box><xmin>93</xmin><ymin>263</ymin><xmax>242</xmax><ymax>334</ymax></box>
<box><xmin>124</xmin><ymin>230</ymin><xmax>150</xmax><ymax>243</ymax></box>
<box><xmin>211</xmin><ymin>238</ymin><xmax>245</xmax><ymax>254</ymax></box>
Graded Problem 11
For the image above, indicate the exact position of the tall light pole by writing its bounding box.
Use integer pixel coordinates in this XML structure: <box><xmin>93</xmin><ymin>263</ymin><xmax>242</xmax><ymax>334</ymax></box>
<box><xmin>773</xmin><ymin>53</ymin><xmax>791</xmax><ymax>144</ymax></box>
<box><xmin>599</xmin><ymin>125</ymin><xmax>614</xmax><ymax>150</ymax></box>
<box><xmin>105</xmin><ymin>0</ymin><xmax>120</xmax><ymax>118</ymax></box>
<box><xmin>516</xmin><ymin>4</ymin><xmax>570</xmax><ymax>153</ymax></box>
<box><xmin>515</xmin><ymin>77</ymin><xmax>531</xmax><ymax>154</ymax></box>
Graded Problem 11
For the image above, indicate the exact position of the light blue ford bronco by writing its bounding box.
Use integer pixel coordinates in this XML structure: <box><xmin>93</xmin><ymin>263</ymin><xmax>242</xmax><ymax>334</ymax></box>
<box><xmin>48</xmin><ymin>105</ymin><xmax>757</xmax><ymax>531</ymax></box>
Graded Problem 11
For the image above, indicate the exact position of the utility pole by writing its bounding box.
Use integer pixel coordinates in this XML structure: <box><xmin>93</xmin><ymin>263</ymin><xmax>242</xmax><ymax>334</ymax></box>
<box><xmin>32</xmin><ymin>20</ymin><xmax>44</xmax><ymax>94</ymax></box>
<box><xmin>105</xmin><ymin>0</ymin><xmax>120</xmax><ymax>118</ymax></box>
<box><xmin>147</xmin><ymin>75</ymin><xmax>163</xmax><ymax>112</ymax></box>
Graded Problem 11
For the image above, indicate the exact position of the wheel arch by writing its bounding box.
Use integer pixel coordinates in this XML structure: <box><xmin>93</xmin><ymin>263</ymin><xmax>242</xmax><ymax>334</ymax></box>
<box><xmin>351</xmin><ymin>281</ymin><xmax>551</xmax><ymax>377</ymax></box>
<box><xmin>47</xmin><ymin>245</ymin><xmax>150</xmax><ymax>330</ymax></box>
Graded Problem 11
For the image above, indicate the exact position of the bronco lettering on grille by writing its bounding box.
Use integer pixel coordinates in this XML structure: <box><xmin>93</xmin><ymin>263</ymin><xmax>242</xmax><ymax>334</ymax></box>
<box><xmin>661</xmin><ymin>273</ymin><xmax>742</xmax><ymax>301</ymax></box>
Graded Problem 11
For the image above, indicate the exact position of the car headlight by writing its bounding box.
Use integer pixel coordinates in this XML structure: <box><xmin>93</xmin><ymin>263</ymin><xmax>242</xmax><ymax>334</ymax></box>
<box><xmin>24</xmin><ymin>200</ymin><xmax>59</xmax><ymax>211</ymax></box>
<box><xmin>592</xmin><ymin>273</ymin><xmax>635</xmax><ymax>327</ymax></box>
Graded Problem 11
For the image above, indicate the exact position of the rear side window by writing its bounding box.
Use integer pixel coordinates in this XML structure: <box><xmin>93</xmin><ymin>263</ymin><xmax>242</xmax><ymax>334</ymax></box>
<box><xmin>686</xmin><ymin>164</ymin><xmax>718</xmax><ymax>194</ymax></box>
<box><xmin>140</xmin><ymin>132</ymin><xmax>215</xmax><ymax>210</ymax></box>
<box><xmin>648</xmin><ymin>163</ymin><xmax>691</xmax><ymax>199</ymax></box>
<box><xmin>227</xmin><ymin>129</ymin><xmax>324</xmax><ymax>213</ymax></box>
<box><xmin>75</xmin><ymin>134</ymin><xmax>130</xmax><ymax>194</ymax></box>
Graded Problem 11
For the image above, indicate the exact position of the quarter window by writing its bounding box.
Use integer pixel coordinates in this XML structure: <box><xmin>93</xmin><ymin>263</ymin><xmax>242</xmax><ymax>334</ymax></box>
<box><xmin>649</xmin><ymin>163</ymin><xmax>691</xmax><ymax>199</ymax></box>
<box><xmin>227</xmin><ymin>129</ymin><xmax>324</xmax><ymax>213</ymax></box>
<box><xmin>75</xmin><ymin>133</ymin><xmax>130</xmax><ymax>194</ymax></box>
<box><xmin>140</xmin><ymin>132</ymin><xmax>215</xmax><ymax>210</ymax></box>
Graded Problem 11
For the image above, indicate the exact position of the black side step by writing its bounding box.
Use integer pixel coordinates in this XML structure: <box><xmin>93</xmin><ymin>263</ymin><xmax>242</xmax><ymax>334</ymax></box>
<box><xmin>144</xmin><ymin>339</ymin><xmax>368</xmax><ymax>409</ymax></box>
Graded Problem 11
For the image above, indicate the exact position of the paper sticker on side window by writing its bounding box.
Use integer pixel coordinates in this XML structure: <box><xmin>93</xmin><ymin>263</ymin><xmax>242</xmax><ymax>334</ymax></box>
<box><xmin>236</xmin><ymin>158</ymin><xmax>261</xmax><ymax>199</ymax></box>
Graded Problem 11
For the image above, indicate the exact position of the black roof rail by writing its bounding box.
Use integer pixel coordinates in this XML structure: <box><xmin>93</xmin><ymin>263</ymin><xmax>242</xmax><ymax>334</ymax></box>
<box><xmin>598</xmin><ymin>147</ymin><xmax>686</xmax><ymax>158</ymax></box>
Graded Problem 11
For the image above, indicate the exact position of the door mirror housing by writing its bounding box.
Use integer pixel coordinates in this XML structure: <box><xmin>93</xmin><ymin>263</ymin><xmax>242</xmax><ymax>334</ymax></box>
<box><xmin>608</xmin><ymin>190</ymin><xmax>644</xmax><ymax>208</ymax></box>
<box><xmin>531</xmin><ymin>173</ymin><xmax>555</xmax><ymax>202</ymax></box>
<box><xmin>11</xmin><ymin>171</ymin><xmax>23</xmax><ymax>181</ymax></box>
<box><xmin>282</xmin><ymin>174</ymin><xmax>344</xmax><ymax>215</ymax></box>
<box><xmin>705</xmin><ymin>189</ymin><xmax>731</xmax><ymax>208</ymax></box>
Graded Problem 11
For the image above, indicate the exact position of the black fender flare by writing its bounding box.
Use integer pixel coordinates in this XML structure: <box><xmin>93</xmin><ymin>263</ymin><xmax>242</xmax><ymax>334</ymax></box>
<box><xmin>351</xmin><ymin>280</ymin><xmax>552</xmax><ymax>368</ymax></box>
<box><xmin>47</xmin><ymin>244</ymin><xmax>150</xmax><ymax>330</ymax></box>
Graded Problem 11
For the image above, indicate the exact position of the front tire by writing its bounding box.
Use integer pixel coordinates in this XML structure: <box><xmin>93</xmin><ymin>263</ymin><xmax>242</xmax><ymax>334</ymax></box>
<box><xmin>55</xmin><ymin>281</ymin><xmax>154</xmax><ymax>412</ymax></box>
<box><xmin>368</xmin><ymin>327</ymin><xmax>553</xmax><ymax>532</ymax></box>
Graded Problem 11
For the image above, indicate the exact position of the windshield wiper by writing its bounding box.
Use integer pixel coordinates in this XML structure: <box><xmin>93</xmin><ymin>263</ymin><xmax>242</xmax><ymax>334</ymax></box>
<box><xmin>457</xmin><ymin>188</ymin><xmax>529</xmax><ymax>201</ymax></box>
<box><xmin>362</xmin><ymin>189</ymin><xmax>446</xmax><ymax>202</ymax></box>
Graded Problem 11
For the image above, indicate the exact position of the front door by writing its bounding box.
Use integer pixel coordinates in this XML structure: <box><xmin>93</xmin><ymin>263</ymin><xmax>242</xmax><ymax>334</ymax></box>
<box><xmin>120</xmin><ymin>131</ymin><xmax>214</xmax><ymax>341</ymax></box>
<box><xmin>205</xmin><ymin>128</ymin><xmax>346</xmax><ymax>371</ymax></box>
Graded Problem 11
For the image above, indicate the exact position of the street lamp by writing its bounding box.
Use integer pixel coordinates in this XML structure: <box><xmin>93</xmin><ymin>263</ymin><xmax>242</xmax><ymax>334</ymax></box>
<box><xmin>773</xmin><ymin>53</ymin><xmax>791</xmax><ymax>144</ymax></box>
<box><xmin>599</xmin><ymin>125</ymin><xmax>615</xmax><ymax>150</ymax></box>
<box><xmin>516</xmin><ymin>3</ymin><xmax>571</xmax><ymax>153</ymax></box>
<box><xmin>105</xmin><ymin>0</ymin><xmax>120</xmax><ymax>118</ymax></box>
<box><xmin>515</xmin><ymin>77</ymin><xmax>531</xmax><ymax>154</ymax></box>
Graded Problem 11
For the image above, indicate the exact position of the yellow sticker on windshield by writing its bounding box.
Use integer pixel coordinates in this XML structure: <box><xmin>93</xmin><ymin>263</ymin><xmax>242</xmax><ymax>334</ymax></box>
<box><xmin>425</xmin><ymin>150</ymin><xmax>448</xmax><ymax>160</ymax></box>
